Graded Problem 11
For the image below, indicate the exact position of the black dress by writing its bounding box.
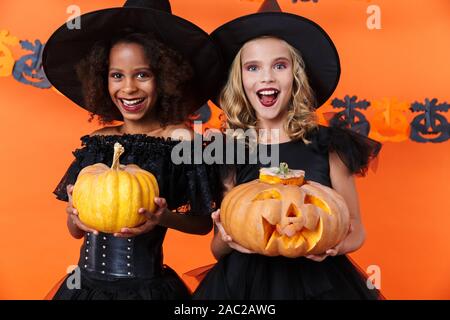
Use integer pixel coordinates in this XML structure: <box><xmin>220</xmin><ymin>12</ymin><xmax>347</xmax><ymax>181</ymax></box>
<box><xmin>51</xmin><ymin>134</ymin><xmax>221</xmax><ymax>300</ymax></box>
<box><xmin>193</xmin><ymin>125</ymin><xmax>384</xmax><ymax>300</ymax></box>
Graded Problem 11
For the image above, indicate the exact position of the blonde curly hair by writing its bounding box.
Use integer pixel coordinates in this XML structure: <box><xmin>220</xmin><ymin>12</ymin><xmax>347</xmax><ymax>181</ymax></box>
<box><xmin>220</xmin><ymin>36</ymin><xmax>318</xmax><ymax>143</ymax></box>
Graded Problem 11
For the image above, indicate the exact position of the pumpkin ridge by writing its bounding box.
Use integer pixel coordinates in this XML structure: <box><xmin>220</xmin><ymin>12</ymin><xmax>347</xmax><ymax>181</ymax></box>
<box><xmin>221</xmin><ymin>181</ymin><xmax>251</xmax><ymax>217</ymax></box>
<box><xmin>229</xmin><ymin>183</ymin><xmax>259</xmax><ymax>249</ymax></box>
<box><xmin>116</xmin><ymin>172</ymin><xmax>128</xmax><ymax>231</ymax></box>
<box><xmin>129</xmin><ymin>173</ymin><xmax>140</xmax><ymax>228</ymax></box>
<box><xmin>224</xmin><ymin>182</ymin><xmax>255</xmax><ymax>236</ymax></box>
<box><xmin>104</xmin><ymin>170</ymin><xmax>114</xmax><ymax>232</ymax></box>
<box><xmin>135</xmin><ymin>173</ymin><xmax>149</xmax><ymax>218</ymax></box>
<box><xmin>146</xmin><ymin>171</ymin><xmax>159</xmax><ymax>212</ymax></box>
<box><xmin>91</xmin><ymin>173</ymin><xmax>102</xmax><ymax>230</ymax></box>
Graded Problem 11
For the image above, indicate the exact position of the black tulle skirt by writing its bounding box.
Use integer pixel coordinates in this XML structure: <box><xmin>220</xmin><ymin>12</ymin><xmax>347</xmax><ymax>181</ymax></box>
<box><xmin>193</xmin><ymin>252</ymin><xmax>383</xmax><ymax>300</ymax></box>
<box><xmin>52</xmin><ymin>265</ymin><xmax>190</xmax><ymax>300</ymax></box>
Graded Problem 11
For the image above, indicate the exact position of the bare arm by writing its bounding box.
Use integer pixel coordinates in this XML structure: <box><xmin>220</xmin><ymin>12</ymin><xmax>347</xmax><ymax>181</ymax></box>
<box><xmin>210</xmin><ymin>171</ymin><xmax>235</xmax><ymax>259</ymax></box>
<box><xmin>158</xmin><ymin>208</ymin><xmax>213</xmax><ymax>235</ymax></box>
<box><xmin>67</xmin><ymin>215</ymin><xmax>85</xmax><ymax>239</ymax></box>
<box><xmin>156</xmin><ymin>125</ymin><xmax>212</xmax><ymax>235</ymax></box>
<box><xmin>306</xmin><ymin>151</ymin><xmax>366</xmax><ymax>262</ymax></box>
<box><xmin>211</xmin><ymin>214</ymin><xmax>234</xmax><ymax>260</ymax></box>
<box><xmin>329</xmin><ymin>151</ymin><xmax>366</xmax><ymax>254</ymax></box>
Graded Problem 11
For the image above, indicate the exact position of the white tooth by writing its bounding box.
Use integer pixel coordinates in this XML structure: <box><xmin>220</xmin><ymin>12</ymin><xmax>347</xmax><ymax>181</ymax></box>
<box><xmin>122</xmin><ymin>98</ymin><xmax>144</xmax><ymax>106</ymax></box>
<box><xmin>259</xmin><ymin>90</ymin><xmax>277</xmax><ymax>95</ymax></box>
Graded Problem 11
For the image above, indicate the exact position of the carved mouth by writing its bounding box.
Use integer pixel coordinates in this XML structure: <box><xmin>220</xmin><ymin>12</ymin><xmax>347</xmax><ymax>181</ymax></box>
<box><xmin>264</xmin><ymin>223</ymin><xmax>308</xmax><ymax>251</ymax></box>
<box><xmin>252</xmin><ymin>190</ymin><xmax>330</xmax><ymax>254</ymax></box>
<box><xmin>260</xmin><ymin>198</ymin><xmax>327</xmax><ymax>253</ymax></box>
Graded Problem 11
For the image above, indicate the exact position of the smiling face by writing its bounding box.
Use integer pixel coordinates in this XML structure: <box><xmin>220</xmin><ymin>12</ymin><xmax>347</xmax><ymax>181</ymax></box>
<box><xmin>108</xmin><ymin>42</ymin><xmax>157</xmax><ymax>122</ymax></box>
<box><xmin>241</xmin><ymin>37</ymin><xmax>294</xmax><ymax>126</ymax></box>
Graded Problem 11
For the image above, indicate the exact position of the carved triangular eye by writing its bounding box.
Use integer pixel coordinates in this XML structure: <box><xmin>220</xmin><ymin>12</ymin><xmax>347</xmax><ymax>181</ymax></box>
<box><xmin>304</xmin><ymin>194</ymin><xmax>331</xmax><ymax>215</ymax></box>
<box><xmin>253</xmin><ymin>189</ymin><xmax>281</xmax><ymax>201</ymax></box>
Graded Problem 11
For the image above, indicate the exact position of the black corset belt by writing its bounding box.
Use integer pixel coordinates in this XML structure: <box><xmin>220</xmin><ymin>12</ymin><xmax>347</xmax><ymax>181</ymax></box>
<box><xmin>77</xmin><ymin>232</ymin><xmax>163</xmax><ymax>279</ymax></box>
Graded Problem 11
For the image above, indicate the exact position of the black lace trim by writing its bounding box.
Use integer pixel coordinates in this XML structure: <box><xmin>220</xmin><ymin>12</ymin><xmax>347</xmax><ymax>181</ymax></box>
<box><xmin>53</xmin><ymin>134</ymin><xmax>223</xmax><ymax>216</ymax></box>
<box><xmin>310</xmin><ymin>126</ymin><xmax>382</xmax><ymax>176</ymax></box>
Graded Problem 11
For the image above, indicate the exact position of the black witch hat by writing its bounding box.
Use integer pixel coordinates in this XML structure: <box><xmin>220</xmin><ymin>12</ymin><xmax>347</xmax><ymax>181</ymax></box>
<box><xmin>43</xmin><ymin>0</ymin><xmax>224</xmax><ymax>118</ymax></box>
<box><xmin>210</xmin><ymin>0</ymin><xmax>340</xmax><ymax>109</ymax></box>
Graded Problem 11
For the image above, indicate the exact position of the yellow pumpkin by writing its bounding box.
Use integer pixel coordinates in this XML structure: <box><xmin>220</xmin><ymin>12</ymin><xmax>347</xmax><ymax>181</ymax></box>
<box><xmin>73</xmin><ymin>143</ymin><xmax>159</xmax><ymax>233</ymax></box>
<box><xmin>220</xmin><ymin>163</ymin><xmax>350</xmax><ymax>257</ymax></box>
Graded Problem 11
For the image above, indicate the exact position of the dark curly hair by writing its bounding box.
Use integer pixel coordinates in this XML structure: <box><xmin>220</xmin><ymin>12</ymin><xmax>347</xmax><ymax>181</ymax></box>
<box><xmin>76</xmin><ymin>31</ymin><xmax>195</xmax><ymax>126</ymax></box>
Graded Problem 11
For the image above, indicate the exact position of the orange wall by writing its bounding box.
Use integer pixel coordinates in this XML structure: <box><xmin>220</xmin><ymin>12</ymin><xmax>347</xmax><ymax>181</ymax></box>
<box><xmin>0</xmin><ymin>0</ymin><xmax>449</xmax><ymax>299</ymax></box>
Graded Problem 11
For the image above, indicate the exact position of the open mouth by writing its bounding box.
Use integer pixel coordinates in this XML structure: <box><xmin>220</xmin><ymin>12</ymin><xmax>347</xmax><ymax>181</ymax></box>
<box><xmin>256</xmin><ymin>89</ymin><xmax>279</xmax><ymax>107</ymax></box>
<box><xmin>119</xmin><ymin>98</ymin><xmax>146</xmax><ymax>112</ymax></box>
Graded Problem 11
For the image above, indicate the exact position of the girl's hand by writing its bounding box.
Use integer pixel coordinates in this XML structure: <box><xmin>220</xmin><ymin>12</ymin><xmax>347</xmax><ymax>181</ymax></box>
<box><xmin>66</xmin><ymin>185</ymin><xmax>99</xmax><ymax>235</ymax></box>
<box><xmin>212</xmin><ymin>209</ymin><xmax>255</xmax><ymax>254</ymax></box>
<box><xmin>305</xmin><ymin>223</ymin><xmax>354</xmax><ymax>262</ymax></box>
<box><xmin>113</xmin><ymin>197</ymin><xmax>166</xmax><ymax>238</ymax></box>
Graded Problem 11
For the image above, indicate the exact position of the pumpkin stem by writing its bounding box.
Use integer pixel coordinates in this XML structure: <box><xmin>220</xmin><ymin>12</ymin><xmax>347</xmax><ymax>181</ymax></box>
<box><xmin>111</xmin><ymin>142</ymin><xmax>125</xmax><ymax>170</ymax></box>
<box><xmin>278</xmin><ymin>162</ymin><xmax>289</xmax><ymax>175</ymax></box>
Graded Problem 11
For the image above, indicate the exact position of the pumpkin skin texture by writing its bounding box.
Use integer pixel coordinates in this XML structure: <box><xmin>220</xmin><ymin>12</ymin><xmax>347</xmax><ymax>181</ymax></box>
<box><xmin>72</xmin><ymin>143</ymin><xmax>159</xmax><ymax>233</ymax></box>
<box><xmin>220</xmin><ymin>164</ymin><xmax>350</xmax><ymax>258</ymax></box>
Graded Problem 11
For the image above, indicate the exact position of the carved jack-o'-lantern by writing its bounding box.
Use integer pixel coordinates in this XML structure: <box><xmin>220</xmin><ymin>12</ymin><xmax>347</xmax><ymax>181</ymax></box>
<box><xmin>220</xmin><ymin>163</ymin><xmax>350</xmax><ymax>258</ymax></box>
